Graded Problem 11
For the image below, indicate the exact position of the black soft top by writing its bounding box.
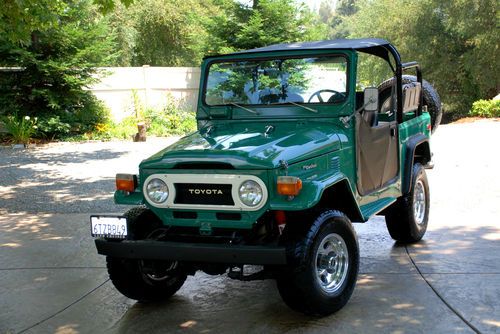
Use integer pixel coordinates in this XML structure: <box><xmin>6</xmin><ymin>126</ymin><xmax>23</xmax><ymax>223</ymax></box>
<box><xmin>204</xmin><ymin>38</ymin><xmax>400</xmax><ymax>66</ymax></box>
<box><xmin>232</xmin><ymin>38</ymin><xmax>390</xmax><ymax>54</ymax></box>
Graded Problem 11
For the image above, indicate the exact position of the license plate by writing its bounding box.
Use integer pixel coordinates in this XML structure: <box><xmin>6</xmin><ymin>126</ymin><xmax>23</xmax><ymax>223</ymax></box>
<box><xmin>90</xmin><ymin>216</ymin><xmax>127</xmax><ymax>239</ymax></box>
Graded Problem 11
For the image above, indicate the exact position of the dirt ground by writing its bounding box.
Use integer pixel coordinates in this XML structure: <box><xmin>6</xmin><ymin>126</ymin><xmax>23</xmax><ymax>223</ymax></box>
<box><xmin>1</xmin><ymin>120</ymin><xmax>499</xmax><ymax>334</ymax></box>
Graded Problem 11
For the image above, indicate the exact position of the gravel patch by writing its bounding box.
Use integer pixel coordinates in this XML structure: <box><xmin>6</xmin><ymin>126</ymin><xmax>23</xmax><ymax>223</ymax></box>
<box><xmin>1</xmin><ymin>119</ymin><xmax>499</xmax><ymax>216</ymax></box>
<box><xmin>0</xmin><ymin>137</ymin><xmax>179</xmax><ymax>213</ymax></box>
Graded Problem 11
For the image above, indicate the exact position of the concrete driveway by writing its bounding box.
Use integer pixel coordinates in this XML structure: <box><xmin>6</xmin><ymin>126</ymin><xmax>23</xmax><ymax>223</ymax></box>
<box><xmin>1</xmin><ymin>120</ymin><xmax>499</xmax><ymax>334</ymax></box>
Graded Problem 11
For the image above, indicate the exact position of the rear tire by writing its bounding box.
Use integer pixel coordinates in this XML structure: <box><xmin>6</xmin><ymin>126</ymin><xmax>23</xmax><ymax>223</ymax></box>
<box><xmin>277</xmin><ymin>210</ymin><xmax>359</xmax><ymax>315</ymax></box>
<box><xmin>385</xmin><ymin>163</ymin><xmax>429</xmax><ymax>243</ymax></box>
<box><xmin>378</xmin><ymin>75</ymin><xmax>442</xmax><ymax>133</ymax></box>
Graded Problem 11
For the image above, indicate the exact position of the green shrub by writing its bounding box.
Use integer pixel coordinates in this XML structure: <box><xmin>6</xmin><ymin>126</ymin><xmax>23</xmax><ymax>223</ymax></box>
<box><xmin>36</xmin><ymin>116</ymin><xmax>71</xmax><ymax>140</ymax></box>
<box><xmin>143</xmin><ymin>105</ymin><xmax>196</xmax><ymax>137</ymax></box>
<box><xmin>469</xmin><ymin>99</ymin><xmax>500</xmax><ymax>118</ymax></box>
<box><xmin>2</xmin><ymin>115</ymin><xmax>37</xmax><ymax>146</ymax></box>
<box><xmin>106</xmin><ymin>116</ymin><xmax>138</xmax><ymax>139</ymax></box>
<box><xmin>65</xmin><ymin>94</ymin><xmax>112</xmax><ymax>134</ymax></box>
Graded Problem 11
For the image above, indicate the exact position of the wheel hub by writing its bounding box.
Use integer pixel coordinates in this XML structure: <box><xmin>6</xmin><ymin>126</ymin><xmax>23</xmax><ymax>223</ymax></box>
<box><xmin>140</xmin><ymin>260</ymin><xmax>178</xmax><ymax>282</ymax></box>
<box><xmin>413</xmin><ymin>179</ymin><xmax>426</xmax><ymax>225</ymax></box>
<box><xmin>315</xmin><ymin>233</ymin><xmax>349</xmax><ymax>294</ymax></box>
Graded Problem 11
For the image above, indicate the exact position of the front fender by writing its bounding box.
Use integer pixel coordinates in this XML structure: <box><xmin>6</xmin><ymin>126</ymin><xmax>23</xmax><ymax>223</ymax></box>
<box><xmin>269</xmin><ymin>172</ymin><xmax>360</xmax><ymax>216</ymax></box>
<box><xmin>114</xmin><ymin>190</ymin><xmax>144</xmax><ymax>205</ymax></box>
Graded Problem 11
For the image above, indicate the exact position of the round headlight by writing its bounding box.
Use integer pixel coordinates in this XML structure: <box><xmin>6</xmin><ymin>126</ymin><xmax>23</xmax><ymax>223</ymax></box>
<box><xmin>146</xmin><ymin>178</ymin><xmax>169</xmax><ymax>204</ymax></box>
<box><xmin>238</xmin><ymin>180</ymin><xmax>263</xmax><ymax>207</ymax></box>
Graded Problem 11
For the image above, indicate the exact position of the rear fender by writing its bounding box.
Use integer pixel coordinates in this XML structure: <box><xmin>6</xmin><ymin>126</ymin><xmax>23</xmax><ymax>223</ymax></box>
<box><xmin>403</xmin><ymin>134</ymin><xmax>431</xmax><ymax>194</ymax></box>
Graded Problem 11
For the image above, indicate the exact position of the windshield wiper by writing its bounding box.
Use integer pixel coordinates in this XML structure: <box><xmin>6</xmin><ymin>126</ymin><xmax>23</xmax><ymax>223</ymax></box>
<box><xmin>229</xmin><ymin>102</ymin><xmax>260</xmax><ymax>115</ymax></box>
<box><xmin>287</xmin><ymin>101</ymin><xmax>317</xmax><ymax>113</ymax></box>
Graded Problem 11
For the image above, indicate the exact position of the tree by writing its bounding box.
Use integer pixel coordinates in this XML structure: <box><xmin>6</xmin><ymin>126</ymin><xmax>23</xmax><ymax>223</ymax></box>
<box><xmin>323</xmin><ymin>0</ymin><xmax>359</xmax><ymax>39</ymax></box>
<box><xmin>0</xmin><ymin>0</ymin><xmax>116</xmax><ymax>132</ymax></box>
<box><xmin>92</xmin><ymin>0</ymin><xmax>134</xmax><ymax>14</ymax></box>
<box><xmin>106</xmin><ymin>2</ymin><xmax>137</xmax><ymax>66</ymax></box>
<box><xmin>345</xmin><ymin>0</ymin><xmax>499</xmax><ymax>117</ymax></box>
<box><xmin>130</xmin><ymin>0</ymin><xmax>218</xmax><ymax>66</ymax></box>
<box><xmin>206</xmin><ymin>0</ymin><xmax>327</xmax><ymax>55</ymax></box>
<box><xmin>126</xmin><ymin>0</ymin><xmax>327</xmax><ymax>66</ymax></box>
<box><xmin>318</xmin><ymin>1</ymin><xmax>335</xmax><ymax>25</ymax></box>
<box><xmin>0</xmin><ymin>0</ymin><xmax>66</xmax><ymax>45</ymax></box>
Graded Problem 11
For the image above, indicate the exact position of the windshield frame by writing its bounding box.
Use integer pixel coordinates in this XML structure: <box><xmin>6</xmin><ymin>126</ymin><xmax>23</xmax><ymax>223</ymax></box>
<box><xmin>201</xmin><ymin>53</ymin><xmax>351</xmax><ymax>109</ymax></box>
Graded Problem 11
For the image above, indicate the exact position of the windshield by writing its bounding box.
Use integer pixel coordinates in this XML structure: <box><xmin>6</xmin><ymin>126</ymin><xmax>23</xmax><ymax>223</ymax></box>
<box><xmin>204</xmin><ymin>56</ymin><xmax>347</xmax><ymax>106</ymax></box>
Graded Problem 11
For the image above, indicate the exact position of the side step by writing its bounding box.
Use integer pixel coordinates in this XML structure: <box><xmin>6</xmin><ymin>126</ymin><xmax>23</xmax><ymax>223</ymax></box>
<box><xmin>360</xmin><ymin>197</ymin><xmax>396</xmax><ymax>219</ymax></box>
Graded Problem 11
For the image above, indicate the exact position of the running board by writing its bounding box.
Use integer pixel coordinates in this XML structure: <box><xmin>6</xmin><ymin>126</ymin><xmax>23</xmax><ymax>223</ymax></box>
<box><xmin>360</xmin><ymin>197</ymin><xmax>396</xmax><ymax>219</ymax></box>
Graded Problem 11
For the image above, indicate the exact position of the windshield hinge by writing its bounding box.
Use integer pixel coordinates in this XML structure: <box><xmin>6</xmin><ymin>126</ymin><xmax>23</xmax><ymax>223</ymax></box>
<box><xmin>340</xmin><ymin>115</ymin><xmax>354</xmax><ymax>128</ymax></box>
<box><xmin>279</xmin><ymin>159</ymin><xmax>289</xmax><ymax>175</ymax></box>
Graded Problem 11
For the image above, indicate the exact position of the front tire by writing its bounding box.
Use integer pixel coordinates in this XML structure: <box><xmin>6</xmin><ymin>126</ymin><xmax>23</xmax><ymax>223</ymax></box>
<box><xmin>277</xmin><ymin>210</ymin><xmax>359</xmax><ymax>316</ymax></box>
<box><xmin>385</xmin><ymin>163</ymin><xmax>430</xmax><ymax>243</ymax></box>
<box><xmin>107</xmin><ymin>206</ymin><xmax>187</xmax><ymax>302</ymax></box>
<box><xmin>107</xmin><ymin>257</ymin><xmax>187</xmax><ymax>302</ymax></box>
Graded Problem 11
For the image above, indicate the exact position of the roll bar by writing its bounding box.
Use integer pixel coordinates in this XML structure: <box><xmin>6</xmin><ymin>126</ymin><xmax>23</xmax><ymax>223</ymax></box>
<box><xmin>384</xmin><ymin>45</ymin><xmax>423</xmax><ymax>123</ymax></box>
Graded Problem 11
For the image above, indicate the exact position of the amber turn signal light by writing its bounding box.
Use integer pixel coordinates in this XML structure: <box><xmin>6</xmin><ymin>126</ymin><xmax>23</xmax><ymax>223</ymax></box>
<box><xmin>116</xmin><ymin>174</ymin><xmax>137</xmax><ymax>192</ymax></box>
<box><xmin>277</xmin><ymin>176</ymin><xmax>302</xmax><ymax>196</ymax></box>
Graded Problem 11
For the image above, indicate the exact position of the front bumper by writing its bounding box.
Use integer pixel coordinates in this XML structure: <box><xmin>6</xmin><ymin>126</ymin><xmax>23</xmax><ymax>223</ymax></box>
<box><xmin>95</xmin><ymin>238</ymin><xmax>287</xmax><ymax>265</ymax></box>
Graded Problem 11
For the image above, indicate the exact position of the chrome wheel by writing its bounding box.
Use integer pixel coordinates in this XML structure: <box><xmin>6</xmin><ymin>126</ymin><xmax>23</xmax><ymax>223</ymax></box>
<box><xmin>315</xmin><ymin>233</ymin><xmax>349</xmax><ymax>294</ymax></box>
<box><xmin>140</xmin><ymin>260</ymin><xmax>178</xmax><ymax>282</ymax></box>
<box><xmin>413</xmin><ymin>179</ymin><xmax>426</xmax><ymax>225</ymax></box>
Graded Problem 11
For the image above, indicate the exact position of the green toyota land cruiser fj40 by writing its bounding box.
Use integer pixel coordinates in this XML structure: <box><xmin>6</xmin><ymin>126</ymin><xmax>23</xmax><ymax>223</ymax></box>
<box><xmin>91</xmin><ymin>38</ymin><xmax>441</xmax><ymax>315</ymax></box>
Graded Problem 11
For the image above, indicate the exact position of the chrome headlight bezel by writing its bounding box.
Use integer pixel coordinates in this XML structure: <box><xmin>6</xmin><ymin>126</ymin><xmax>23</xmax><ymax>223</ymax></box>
<box><xmin>238</xmin><ymin>180</ymin><xmax>264</xmax><ymax>207</ymax></box>
<box><xmin>145</xmin><ymin>178</ymin><xmax>169</xmax><ymax>204</ymax></box>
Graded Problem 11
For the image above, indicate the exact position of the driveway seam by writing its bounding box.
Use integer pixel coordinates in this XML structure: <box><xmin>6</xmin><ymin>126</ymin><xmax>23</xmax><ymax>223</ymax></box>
<box><xmin>405</xmin><ymin>245</ymin><xmax>481</xmax><ymax>334</ymax></box>
<box><xmin>0</xmin><ymin>267</ymin><xmax>106</xmax><ymax>271</ymax></box>
<box><xmin>17</xmin><ymin>279</ymin><xmax>110</xmax><ymax>334</ymax></box>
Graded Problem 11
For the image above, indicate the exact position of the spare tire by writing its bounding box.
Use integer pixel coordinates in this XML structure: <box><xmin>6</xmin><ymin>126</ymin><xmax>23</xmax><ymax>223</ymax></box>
<box><xmin>378</xmin><ymin>75</ymin><xmax>442</xmax><ymax>133</ymax></box>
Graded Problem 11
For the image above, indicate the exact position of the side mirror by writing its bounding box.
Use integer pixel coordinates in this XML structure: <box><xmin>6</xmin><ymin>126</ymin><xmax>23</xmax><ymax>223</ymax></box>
<box><xmin>363</xmin><ymin>87</ymin><xmax>379</xmax><ymax>112</ymax></box>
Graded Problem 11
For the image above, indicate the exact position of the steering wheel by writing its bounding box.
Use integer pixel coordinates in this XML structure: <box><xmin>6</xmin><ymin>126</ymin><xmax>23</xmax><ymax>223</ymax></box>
<box><xmin>308</xmin><ymin>89</ymin><xmax>343</xmax><ymax>103</ymax></box>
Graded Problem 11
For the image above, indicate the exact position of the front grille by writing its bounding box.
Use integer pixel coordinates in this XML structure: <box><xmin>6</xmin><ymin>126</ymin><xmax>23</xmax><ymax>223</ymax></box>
<box><xmin>174</xmin><ymin>183</ymin><xmax>234</xmax><ymax>205</ymax></box>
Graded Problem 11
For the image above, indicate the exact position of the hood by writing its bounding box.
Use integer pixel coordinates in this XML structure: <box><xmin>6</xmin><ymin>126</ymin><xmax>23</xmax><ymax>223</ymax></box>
<box><xmin>140</xmin><ymin>121</ymin><xmax>343</xmax><ymax>170</ymax></box>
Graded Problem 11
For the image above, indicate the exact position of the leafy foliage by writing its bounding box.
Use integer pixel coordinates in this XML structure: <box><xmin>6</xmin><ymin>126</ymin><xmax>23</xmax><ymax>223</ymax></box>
<box><xmin>131</xmin><ymin>0</ymin><xmax>215</xmax><ymax>66</ymax></box>
<box><xmin>319</xmin><ymin>0</ymin><xmax>359</xmax><ymax>39</ymax></box>
<box><xmin>144</xmin><ymin>107</ymin><xmax>196</xmax><ymax>136</ymax></box>
<box><xmin>0</xmin><ymin>0</ymin><xmax>117</xmax><ymax>137</ymax></box>
<box><xmin>206</xmin><ymin>0</ymin><xmax>326</xmax><ymax>55</ymax></box>
<box><xmin>345</xmin><ymin>0</ymin><xmax>499</xmax><ymax>116</ymax></box>
<box><xmin>109</xmin><ymin>0</ymin><xmax>327</xmax><ymax>66</ymax></box>
<box><xmin>2</xmin><ymin>115</ymin><xmax>37</xmax><ymax>145</ymax></box>
<box><xmin>470</xmin><ymin>99</ymin><xmax>500</xmax><ymax>118</ymax></box>
<box><xmin>0</xmin><ymin>0</ymin><xmax>66</xmax><ymax>45</ymax></box>
<box><xmin>36</xmin><ymin>116</ymin><xmax>72</xmax><ymax>139</ymax></box>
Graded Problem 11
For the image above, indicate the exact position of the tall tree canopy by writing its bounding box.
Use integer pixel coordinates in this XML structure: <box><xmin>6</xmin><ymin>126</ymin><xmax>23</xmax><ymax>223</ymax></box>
<box><xmin>109</xmin><ymin>0</ymin><xmax>327</xmax><ymax>66</ymax></box>
<box><xmin>345</xmin><ymin>0</ymin><xmax>499</xmax><ymax>116</ymax></box>
<box><xmin>2</xmin><ymin>0</ymin><xmax>497</xmax><ymax>121</ymax></box>
<box><xmin>0</xmin><ymin>0</ymin><xmax>116</xmax><ymax>121</ymax></box>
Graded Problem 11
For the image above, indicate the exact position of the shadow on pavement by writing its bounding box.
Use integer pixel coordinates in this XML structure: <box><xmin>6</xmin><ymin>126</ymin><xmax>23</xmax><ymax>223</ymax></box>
<box><xmin>2</xmin><ymin>215</ymin><xmax>499</xmax><ymax>333</ymax></box>
<box><xmin>0</xmin><ymin>148</ymin><xmax>130</xmax><ymax>213</ymax></box>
